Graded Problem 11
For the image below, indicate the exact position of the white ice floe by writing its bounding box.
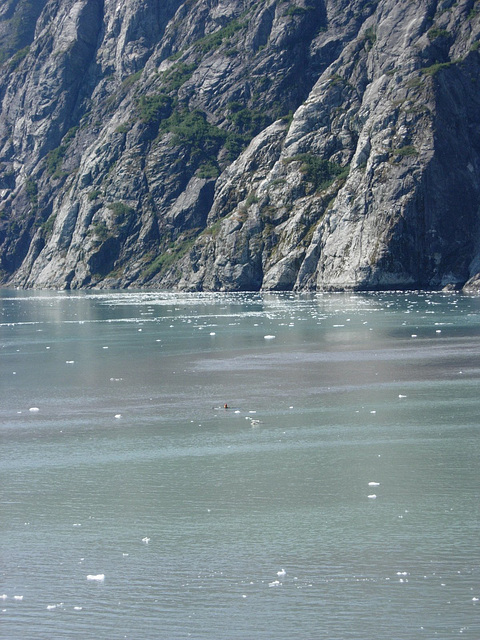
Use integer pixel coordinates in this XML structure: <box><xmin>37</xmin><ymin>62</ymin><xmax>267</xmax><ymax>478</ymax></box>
<box><xmin>0</xmin><ymin>595</ymin><xmax>7</xmax><ymax>600</ymax></box>
<box><xmin>277</xmin><ymin>569</ymin><xmax>287</xmax><ymax>577</ymax></box>
<box><xmin>29</xmin><ymin>407</ymin><xmax>39</xmax><ymax>412</ymax></box>
<box><xmin>142</xmin><ymin>537</ymin><xmax>150</xmax><ymax>544</ymax></box>
<box><xmin>209</xmin><ymin>332</ymin><xmax>216</xmax><ymax>336</ymax></box>
<box><xmin>368</xmin><ymin>482</ymin><xmax>380</xmax><ymax>486</ymax></box>
<box><xmin>74</xmin><ymin>606</ymin><xmax>83</xmax><ymax>610</ymax></box>
<box><xmin>114</xmin><ymin>414</ymin><xmax>122</xmax><ymax>419</ymax></box>
<box><xmin>368</xmin><ymin>494</ymin><xmax>377</xmax><ymax>499</ymax></box>
<box><xmin>46</xmin><ymin>604</ymin><xmax>56</xmax><ymax>610</ymax></box>
<box><xmin>13</xmin><ymin>595</ymin><xmax>23</xmax><ymax>601</ymax></box>
<box><xmin>264</xmin><ymin>335</ymin><xmax>276</xmax><ymax>339</ymax></box>
<box><xmin>269</xmin><ymin>580</ymin><xmax>281</xmax><ymax>587</ymax></box>
<box><xmin>86</xmin><ymin>574</ymin><xmax>105</xmax><ymax>581</ymax></box>
<box><xmin>66</xmin><ymin>360</ymin><xmax>75</xmax><ymax>364</ymax></box>
<box><xmin>398</xmin><ymin>394</ymin><xmax>407</xmax><ymax>398</ymax></box>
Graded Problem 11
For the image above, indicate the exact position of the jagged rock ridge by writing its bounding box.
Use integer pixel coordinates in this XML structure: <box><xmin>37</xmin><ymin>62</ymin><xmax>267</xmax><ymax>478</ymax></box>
<box><xmin>0</xmin><ymin>0</ymin><xmax>480</xmax><ymax>291</ymax></box>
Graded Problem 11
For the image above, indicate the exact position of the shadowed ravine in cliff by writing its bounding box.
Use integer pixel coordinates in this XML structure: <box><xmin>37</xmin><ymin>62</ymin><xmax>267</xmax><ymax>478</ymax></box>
<box><xmin>0</xmin><ymin>0</ymin><xmax>479</xmax><ymax>291</ymax></box>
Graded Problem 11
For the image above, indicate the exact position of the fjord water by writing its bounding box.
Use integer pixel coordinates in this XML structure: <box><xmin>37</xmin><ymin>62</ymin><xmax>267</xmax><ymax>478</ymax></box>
<box><xmin>1</xmin><ymin>290</ymin><xmax>479</xmax><ymax>640</ymax></box>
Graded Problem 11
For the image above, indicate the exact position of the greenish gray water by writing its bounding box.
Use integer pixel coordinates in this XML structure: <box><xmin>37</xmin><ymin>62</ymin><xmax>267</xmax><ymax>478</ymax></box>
<box><xmin>1</xmin><ymin>290</ymin><xmax>479</xmax><ymax>639</ymax></box>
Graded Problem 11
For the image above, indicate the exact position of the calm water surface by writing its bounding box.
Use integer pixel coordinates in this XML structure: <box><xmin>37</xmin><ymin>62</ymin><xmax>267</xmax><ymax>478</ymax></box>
<box><xmin>1</xmin><ymin>290</ymin><xmax>479</xmax><ymax>639</ymax></box>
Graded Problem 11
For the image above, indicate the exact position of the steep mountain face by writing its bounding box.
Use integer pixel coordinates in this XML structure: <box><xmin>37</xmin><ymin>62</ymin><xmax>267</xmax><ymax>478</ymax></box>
<box><xmin>1</xmin><ymin>0</ymin><xmax>480</xmax><ymax>291</ymax></box>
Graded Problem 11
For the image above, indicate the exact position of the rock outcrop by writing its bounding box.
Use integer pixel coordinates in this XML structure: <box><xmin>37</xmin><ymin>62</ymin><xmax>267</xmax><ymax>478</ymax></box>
<box><xmin>1</xmin><ymin>0</ymin><xmax>480</xmax><ymax>291</ymax></box>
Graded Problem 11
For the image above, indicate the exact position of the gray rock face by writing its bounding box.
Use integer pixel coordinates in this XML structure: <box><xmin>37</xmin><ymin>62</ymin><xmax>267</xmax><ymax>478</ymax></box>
<box><xmin>1</xmin><ymin>0</ymin><xmax>480</xmax><ymax>292</ymax></box>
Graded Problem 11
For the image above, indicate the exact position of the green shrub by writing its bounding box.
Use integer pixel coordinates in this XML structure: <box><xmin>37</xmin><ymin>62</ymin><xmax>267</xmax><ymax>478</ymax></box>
<box><xmin>121</xmin><ymin>70</ymin><xmax>142</xmax><ymax>89</ymax></box>
<box><xmin>291</xmin><ymin>154</ymin><xmax>350</xmax><ymax>192</ymax></box>
<box><xmin>41</xmin><ymin>214</ymin><xmax>56</xmax><ymax>237</ymax></box>
<box><xmin>160</xmin><ymin>109</ymin><xmax>226</xmax><ymax>157</ymax></box>
<box><xmin>107</xmin><ymin>202</ymin><xmax>134</xmax><ymax>223</ymax></box>
<box><xmin>364</xmin><ymin>26</ymin><xmax>377</xmax><ymax>47</ymax></box>
<box><xmin>284</xmin><ymin>5</ymin><xmax>314</xmax><ymax>17</ymax></box>
<box><xmin>197</xmin><ymin>161</ymin><xmax>220</xmax><ymax>179</ymax></box>
<box><xmin>25</xmin><ymin>178</ymin><xmax>38</xmax><ymax>206</ymax></box>
<box><xmin>427</xmin><ymin>27</ymin><xmax>450</xmax><ymax>41</ymax></box>
<box><xmin>88</xmin><ymin>189</ymin><xmax>101</xmax><ymax>201</ymax></box>
<box><xmin>46</xmin><ymin>146</ymin><xmax>66</xmax><ymax>177</ymax></box>
<box><xmin>420</xmin><ymin>60</ymin><xmax>455</xmax><ymax>75</ymax></box>
<box><xmin>45</xmin><ymin>126</ymin><xmax>79</xmax><ymax>177</ymax></box>
<box><xmin>161</xmin><ymin>62</ymin><xmax>196</xmax><ymax>91</ymax></box>
<box><xmin>245</xmin><ymin>192</ymin><xmax>259</xmax><ymax>206</ymax></box>
<box><xmin>196</xmin><ymin>19</ymin><xmax>245</xmax><ymax>53</ymax></box>
<box><xmin>7</xmin><ymin>45</ymin><xmax>29</xmax><ymax>70</ymax></box>
<box><xmin>227</xmin><ymin>104</ymin><xmax>270</xmax><ymax>137</ymax></box>
<box><xmin>392</xmin><ymin>145</ymin><xmax>418</xmax><ymax>157</ymax></box>
<box><xmin>92</xmin><ymin>221</ymin><xmax>109</xmax><ymax>242</ymax></box>
<box><xmin>136</xmin><ymin>93</ymin><xmax>172</xmax><ymax>124</ymax></box>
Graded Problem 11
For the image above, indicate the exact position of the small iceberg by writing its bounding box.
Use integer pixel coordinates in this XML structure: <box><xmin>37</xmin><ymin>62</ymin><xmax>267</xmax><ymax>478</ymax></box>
<box><xmin>86</xmin><ymin>574</ymin><xmax>105</xmax><ymax>581</ymax></box>
<box><xmin>368</xmin><ymin>494</ymin><xmax>377</xmax><ymax>499</ymax></box>
<box><xmin>368</xmin><ymin>482</ymin><xmax>380</xmax><ymax>486</ymax></box>
<box><xmin>142</xmin><ymin>537</ymin><xmax>150</xmax><ymax>544</ymax></box>
<box><xmin>29</xmin><ymin>407</ymin><xmax>40</xmax><ymax>412</ymax></box>
<box><xmin>264</xmin><ymin>335</ymin><xmax>276</xmax><ymax>340</ymax></box>
<box><xmin>277</xmin><ymin>568</ymin><xmax>286</xmax><ymax>577</ymax></box>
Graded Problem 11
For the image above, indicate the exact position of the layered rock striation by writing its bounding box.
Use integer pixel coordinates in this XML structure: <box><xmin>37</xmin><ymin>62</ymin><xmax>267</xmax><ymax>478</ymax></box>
<box><xmin>0</xmin><ymin>0</ymin><xmax>479</xmax><ymax>291</ymax></box>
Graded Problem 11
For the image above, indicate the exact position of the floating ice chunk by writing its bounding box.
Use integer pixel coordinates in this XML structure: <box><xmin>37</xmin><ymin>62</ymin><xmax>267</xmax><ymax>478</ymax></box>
<box><xmin>368</xmin><ymin>482</ymin><xmax>380</xmax><ymax>486</ymax></box>
<box><xmin>209</xmin><ymin>332</ymin><xmax>216</xmax><ymax>336</ymax></box>
<box><xmin>264</xmin><ymin>335</ymin><xmax>276</xmax><ymax>339</ymax></box>
<box><xmin>142</xmin><ymin>537</ymin><xmax>150</xmax><ymax>544</ymax></box>
<box><xmin>277</xmin><ymin>568</ymin><xmax>287</xmax><ymax>577</ymax></box>
<box><xmin>269</xmin><ymin>580</ymin><xmax>281</xmax><ymax>587</ymax></box>
<box><xmin>398</xmin><ymin>394</ymin><xmax>407</xmax><ymax>398</ymax></box>
<box><xmin>66</xmin><ymin>360</ymin><xmax>75</xmax><ymax>364</ymax></box>
<box><xmin>0</xmin><ymin>595</ymin><xmax>7</xmax><ymax>600</ymax></box>
<box><xmin>86</xmin><ymin>574</ymin><xmax>105</xmax><ymax>581</ymax></box>
<box><xmin>29</xmin><ymin>407</ymin><xmax>39</xmax><ymax>412</ymax></box>
<box><xmin>370</xmin><ymin>410</ymin><xmax>376</xmax><ymax>414</ymax></box>
<box><xmin>13</xmin><ymin>595</ymin><xmax>23</xmax><ymax>601</ymax></box>
<box><xmin>472</xmin><ymin>597</ymin><xmax>479</xmax><ymax>601</ymax></box>
<box><xmin>411</xmin><ymin>334</ymin><xmax>417</xmax><ymax>338</ymax></box>
<box><xmin>46</xmin><ymin>604</ymin><xmax>56</xmax><ymax>610</ymax></box>
<box><xmin>436</xmin><ymin>330</ymin><xmax>441</xmax><ymax>333</ymax></box>
<box><xmin>114</xmin><ymin>414</ymin><xmax>122</xmax><ymax>419</ymax></box>
<box><xmin>74</xmin><ymin>606</ymin><xmax>83</xmax><ymax>610</ymax></box>
<box><xmin>368</xmin><ymin>494</ymin><xmax>377</xmax><ymax>499</ymax></box>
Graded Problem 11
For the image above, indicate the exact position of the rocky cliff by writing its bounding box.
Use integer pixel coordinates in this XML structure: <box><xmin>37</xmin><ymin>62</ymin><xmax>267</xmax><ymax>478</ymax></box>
<box><xmin>1</xmin><ymin>0</ymin><xmax>480</xmax><ymax>291</ymax></box>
